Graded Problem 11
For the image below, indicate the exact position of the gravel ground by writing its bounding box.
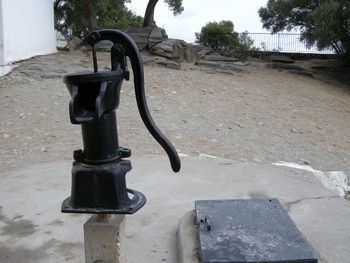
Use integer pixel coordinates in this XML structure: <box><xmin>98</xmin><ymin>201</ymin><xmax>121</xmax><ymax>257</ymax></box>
<box><xmin>1</xmin><ymin>51</ymin><xmax>350</xmax><ymax>175</ymax></box>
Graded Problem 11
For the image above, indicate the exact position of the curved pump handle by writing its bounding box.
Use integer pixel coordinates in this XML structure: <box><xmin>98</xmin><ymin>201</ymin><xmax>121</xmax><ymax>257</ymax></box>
<box><xmin>85</xmin><ymin>29</ymin><xmax>181</xmax><ymax>173</ymax></box>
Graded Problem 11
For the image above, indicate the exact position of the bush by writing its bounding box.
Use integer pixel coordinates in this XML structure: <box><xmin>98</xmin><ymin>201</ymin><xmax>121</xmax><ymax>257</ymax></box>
<box><xmin>195</xmin><ymin>21</ymin><xmax>255</xmax><ymax>51</ymax></box>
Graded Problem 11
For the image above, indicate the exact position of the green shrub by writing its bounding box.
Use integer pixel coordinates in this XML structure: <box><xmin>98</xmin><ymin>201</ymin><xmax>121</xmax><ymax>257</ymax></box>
<box><xmin>195</xmin><ymin>21</ymin><xmax>255</xmax><ymax>51</ymax></box>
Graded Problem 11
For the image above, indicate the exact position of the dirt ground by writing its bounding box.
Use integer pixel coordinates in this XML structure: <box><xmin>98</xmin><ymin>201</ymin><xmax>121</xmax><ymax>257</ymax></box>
<box><xmin>1</xmin><ymin>51</ymin><xmax>350</xmax><ymax>174</ymax></box>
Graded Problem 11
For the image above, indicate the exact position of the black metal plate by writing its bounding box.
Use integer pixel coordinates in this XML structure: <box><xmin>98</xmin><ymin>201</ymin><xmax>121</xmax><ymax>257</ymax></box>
<box><xmin>195</xmin><ymin>199</ymin><xmax>317</xmax><ymax>263</ymax></box>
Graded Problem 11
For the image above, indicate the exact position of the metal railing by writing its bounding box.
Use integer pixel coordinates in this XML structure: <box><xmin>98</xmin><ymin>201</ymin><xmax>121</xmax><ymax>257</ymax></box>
<box><xmin>241</xmin><ymin>32</ymin><xmax>335</xmax><ymax>54</ymax></box>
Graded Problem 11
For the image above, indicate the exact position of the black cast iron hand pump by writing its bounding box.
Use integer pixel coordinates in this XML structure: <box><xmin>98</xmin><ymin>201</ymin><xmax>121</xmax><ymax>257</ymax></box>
<box><xmin>61</xmin><ymin>29</ymin><xmax>181</xmax><ymax>214</ymax></box>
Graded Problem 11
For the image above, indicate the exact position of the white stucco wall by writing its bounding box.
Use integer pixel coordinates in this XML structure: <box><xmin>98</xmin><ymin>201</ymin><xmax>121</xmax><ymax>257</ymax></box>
<box><xmin>0</xmin><ymin>0</ymin><xmax>56</xmax><ymax>65</ymax></box>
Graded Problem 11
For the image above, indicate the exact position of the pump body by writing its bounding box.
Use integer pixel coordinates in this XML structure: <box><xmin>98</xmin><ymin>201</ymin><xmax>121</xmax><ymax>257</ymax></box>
<box><xmin>61</xmin><ymin>29</ymin><xmax>180</xmax><ymax>214</ymax></box>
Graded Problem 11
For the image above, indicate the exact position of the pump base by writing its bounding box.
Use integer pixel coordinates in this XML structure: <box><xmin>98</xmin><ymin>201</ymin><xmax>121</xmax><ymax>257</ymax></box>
<box><xmin>62</xmin><ymin>189</ymin><xmax>146</xmax><ymax>214</ymax></box>
<box><xmin>61</xmin><ymin>159</ymin><xmax>146</xmax><ymax>214</ymax></box>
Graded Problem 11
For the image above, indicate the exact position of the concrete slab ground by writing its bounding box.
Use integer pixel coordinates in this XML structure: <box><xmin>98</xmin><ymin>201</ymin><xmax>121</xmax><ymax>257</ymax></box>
<box><xmin>0</xmin><ymin>156</ymin><xmax>349</xmax><ymax>263</ymax></box>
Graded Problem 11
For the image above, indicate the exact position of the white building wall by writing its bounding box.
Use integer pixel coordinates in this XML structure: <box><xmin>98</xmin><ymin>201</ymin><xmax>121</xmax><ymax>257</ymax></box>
<box><xmin>0</xmin><ymin>0</ymin><xmax>56</xmax><ymax>65</ymax></box>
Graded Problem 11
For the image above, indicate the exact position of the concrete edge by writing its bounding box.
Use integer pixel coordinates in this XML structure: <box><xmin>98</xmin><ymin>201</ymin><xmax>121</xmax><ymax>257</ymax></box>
<box><xmin>176</xmin><ymin>210</ymin><xmax>201</xmax><ymax>263</ymax></box>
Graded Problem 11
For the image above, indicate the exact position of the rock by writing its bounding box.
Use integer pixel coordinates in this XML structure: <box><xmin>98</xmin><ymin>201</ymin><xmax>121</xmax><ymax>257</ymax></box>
<box><xmin>253</xmin><ymin>157</ymin><xmax>262</xmax><ymax>163</ymax></box>
<box><xmin>267</xmin><ymin>55</ymin><xmax>295</xmax><ymax>64</ymax></box>
<box><xmin>183</xmin><ymin>43</ymin><xmax>199</xmax><ymax>63</ymax></box>
<box><xmin>310</xmin><ymin>65</ymin><xmax>330</xmax><ymax>70</ymax></box>
<box><xmin>198</xmin><ymin>67</ymin><xmax>234</xmax><ymax>75</ymax></box>
<box><xmin>150</xmin><ymin>39</ymin><xmax>199</xmax><ymax>62</ymax></box>
<box><xmin>127</xmin><ymin>27</ymin><xmax>165</xmax><ymax>50</ymax></box>
<box><xmin>66</xmin><ymin>36</ymin><xmax>83</xmax><ymax>50</ymax></box>
<box><xmin>232</xmin><ymin>61</ymin><xmax>246</xmax><ymax>66</ymax></box>
<box><xmin>56</xmin><ymin>31</ymin><xmax>67</xmax><ymax>50</ymax></box>
<box><xmin>156</xmin><ymin>59</ymin><xmax>181</xmax><ymax>70</ymax></box>
<box><xmin>195</xmin><ymin>61</ymin><xmax>247</xmax><ymax>74</ymax></box>
<box><xmin>141</xmin><ymin>55</ymin><xmax>155</xmax><ymax>64</ymax></box>
<box><xmin>141</xmin><ymin>55</ymin><xmax>169</xmax><ymax>65</ymax></box>
<box><xmin>204</xmin><ymin>54</ymin><xmax>239</xmax><ymax>62</ymax></box>
<box><xmin>198</xmin><ymin>154</ymin><xmax>218</xmax><ymax>160</ymax></box>
<box><xmin>192</xmin><ymin>45</ymin><xmax>213</xmax><ymax>58</ymax></box>
<box><xmin>245</xmin><ymin>57</ymin><xmax>269</xmax><ymax>67</ymax></box>
<box><xmin>94</xmin><ymin>40</ymin><xmax>113</xmax><ymax>52</ymax></box>
<box><xmin>287</xmin><ymin>69</ymin><xmax>313</xmax><ymax>78</ymax></box>
<box><xmin>299</xmin><ymin>158</ymin><xmax>311</xmax><ymax>165</ymax></box>
<box><xmin>151</xmin><ymin>40</ymin><xmax>174</xmax><ymax>58</ymax></box>
<box><xmin>94</xmin><ymin>27</ymin><xmax>166</xmax><ymax>51</ymax></box>
<box><xmin>267</xmin><ymin>62</ymin><xmax>313</xmax><ymax>77</ymax></box>
<box><xmin>267</xmin><ymin>63</ymin><xmax>304</xmax><ymax>71</ymax></box>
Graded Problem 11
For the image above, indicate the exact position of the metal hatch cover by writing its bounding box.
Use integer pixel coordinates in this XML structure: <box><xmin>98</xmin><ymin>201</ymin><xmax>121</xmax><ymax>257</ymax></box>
<box><xmin>195</xmin><ymin>199</ymin><xmax>317</xmax><ymax>263</ymax></box>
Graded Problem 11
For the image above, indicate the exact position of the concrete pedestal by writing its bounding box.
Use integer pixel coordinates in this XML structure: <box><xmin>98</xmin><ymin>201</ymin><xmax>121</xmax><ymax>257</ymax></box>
<box><xmin>84</xmin><ymin>214</ymin><xmax>126</xmax><ymax>263</ymax></box>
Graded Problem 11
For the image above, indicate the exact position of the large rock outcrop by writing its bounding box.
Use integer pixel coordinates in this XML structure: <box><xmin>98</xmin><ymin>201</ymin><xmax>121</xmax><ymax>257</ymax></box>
<box><xmin>95</xmin><ymin>27</ymin><xmax>167</xmax><ymax>51</ymax></box>
<box><xmin>150</xmin><ymin>39</ymin><xmax>199</xmax><ymax>62</ymax></box>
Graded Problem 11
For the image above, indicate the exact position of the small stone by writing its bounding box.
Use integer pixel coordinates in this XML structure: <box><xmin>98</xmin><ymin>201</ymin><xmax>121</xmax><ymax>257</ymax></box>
<box><xmin>253</xmin><ymin>157</ymin><xmax>262</xmax><ymax>163</ymax></box>
<box><xmin>291</xmin><ymin>128</ymin><xmax>298</xmax><ymax>133</ymax></box>
<box><xmin>299</xmin><ymin>158</ymin><xmax>311</xmax><ymax>165</ymax></box>
<box><xmin>238</xmin><ymin>124</ymin><xmax>244</xmax><ymax>128</ymax></box>
<box><xmin>40</xmin><ymin>147</ymin><xmax>47</xmax><ymax>152</ymax></box>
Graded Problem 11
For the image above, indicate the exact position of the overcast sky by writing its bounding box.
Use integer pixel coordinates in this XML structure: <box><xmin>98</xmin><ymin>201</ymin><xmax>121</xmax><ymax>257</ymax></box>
<box><xmin>127</xmin><ymin>0</ymin><xmax>270</xmax><ymax>43</ymax></box>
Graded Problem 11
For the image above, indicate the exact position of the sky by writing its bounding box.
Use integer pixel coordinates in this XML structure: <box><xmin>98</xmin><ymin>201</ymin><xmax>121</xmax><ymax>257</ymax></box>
<box><xmin>127</xmin><ymin>0</ymin><xmax>270</xmax><ymax>43</ymax></box>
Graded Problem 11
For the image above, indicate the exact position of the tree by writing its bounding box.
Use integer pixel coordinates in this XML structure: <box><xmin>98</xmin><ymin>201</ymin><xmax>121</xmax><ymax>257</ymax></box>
<box><xmin>143</xmin><ymin>0</ymin><xmax>184</xmax><ymax>27</ymax></box>
<box><xmin>54</xmin><ymin>0</ymin><xmax>143</xmax><ymax>38</ymax></box>
<box><xmin>238</xmin><ymin>31</ymin><xmax>255</xmax><ymax>51</ymax></box>
<box><xmin>259</xmin><ymin>0</ymin><xmax>350</xmax><ymax>64</ymax></box>
<box><xmin>195</xmin><ymin>21</ymin><xmax>254</xmax><ymax>51</ymax></box>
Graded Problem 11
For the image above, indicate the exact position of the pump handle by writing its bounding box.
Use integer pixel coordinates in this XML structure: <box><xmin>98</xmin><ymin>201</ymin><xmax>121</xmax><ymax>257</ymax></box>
<box><xmin>85</xmin><ymin>29</ymin><xmax>180</xmax><ymax>173</ymax></box>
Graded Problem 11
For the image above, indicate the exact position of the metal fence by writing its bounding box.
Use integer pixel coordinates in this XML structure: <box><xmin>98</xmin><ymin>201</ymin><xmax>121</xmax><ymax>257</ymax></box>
<box><xmin>242</xmin><ymin>32</ymin><xmax>335</xmax><ymax>54</ymax></box>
